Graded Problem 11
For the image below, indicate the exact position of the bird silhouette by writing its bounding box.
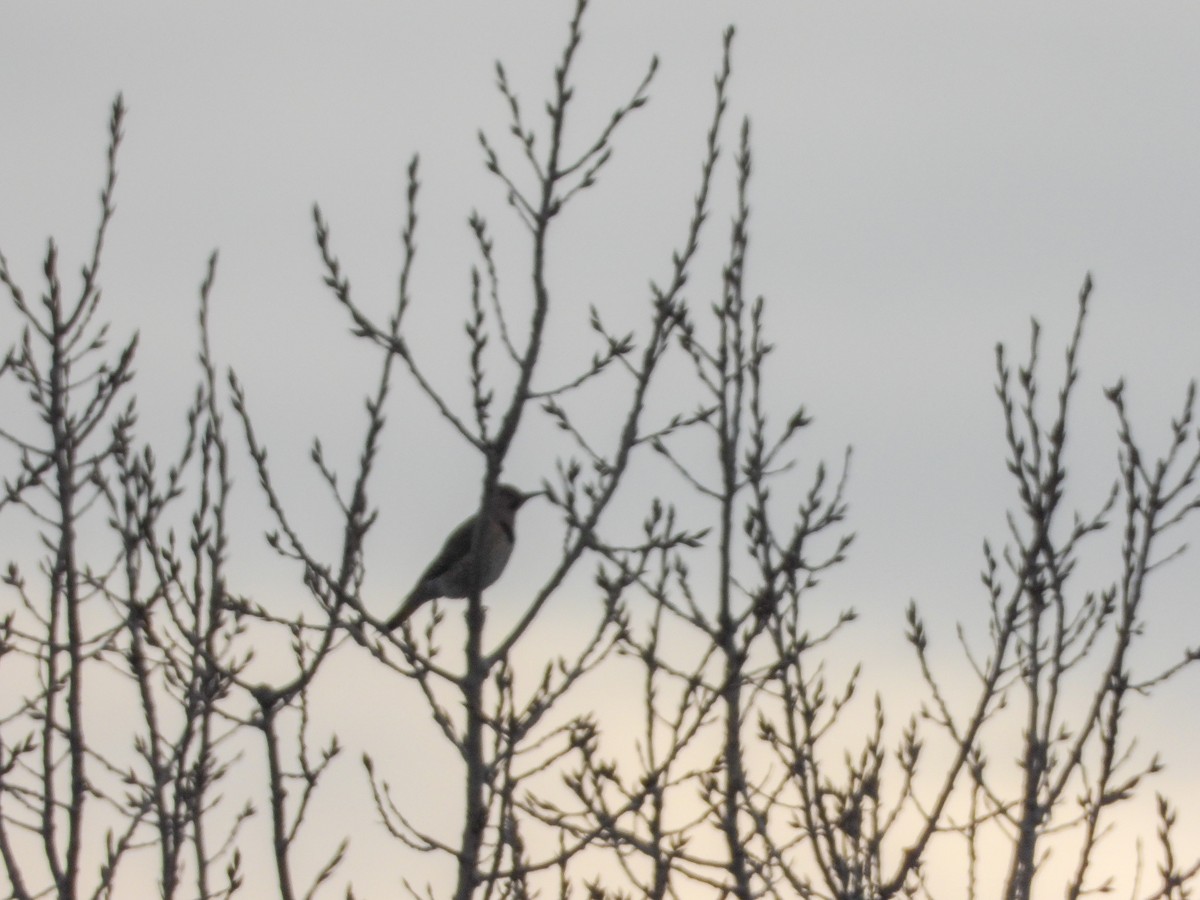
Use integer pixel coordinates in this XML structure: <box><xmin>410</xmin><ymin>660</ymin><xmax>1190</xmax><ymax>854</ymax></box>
<box><xmin>385</xmin><ymin>484</ymin><xmax>537</xmax><ymax>630</ymax></box>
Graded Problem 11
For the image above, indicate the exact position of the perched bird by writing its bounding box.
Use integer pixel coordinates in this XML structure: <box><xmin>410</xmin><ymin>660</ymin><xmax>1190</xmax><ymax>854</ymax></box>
<box><xmin>385</xmin><ymin>484</ymin><xmax>537</xmax><ymax>630</ymax></box>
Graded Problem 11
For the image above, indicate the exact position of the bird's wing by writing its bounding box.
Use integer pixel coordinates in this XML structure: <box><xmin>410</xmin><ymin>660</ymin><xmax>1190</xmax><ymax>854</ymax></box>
<box><xmin>386</xmin><ymin>515</ymin><xmax>476</xmax><ymax>630</ymax></box>
<box><xmin>414</xmin><ymin>514</ymin><xmax>476</xmax><ymax>587</ymax></box>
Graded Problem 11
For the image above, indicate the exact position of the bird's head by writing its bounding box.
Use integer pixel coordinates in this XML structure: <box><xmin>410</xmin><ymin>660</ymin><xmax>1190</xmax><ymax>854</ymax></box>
<box><xmin>495</xmin><ymin>483</ymin><xmax>541</xmax><ymax>514</ymax></box>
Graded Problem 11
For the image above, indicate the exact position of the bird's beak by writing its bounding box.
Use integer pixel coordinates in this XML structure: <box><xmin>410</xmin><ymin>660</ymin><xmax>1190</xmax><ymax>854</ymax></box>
<box><xmin>517</xmin><ymin>489</ymin><xmax>544</xmax><ymax>507</ymax></box>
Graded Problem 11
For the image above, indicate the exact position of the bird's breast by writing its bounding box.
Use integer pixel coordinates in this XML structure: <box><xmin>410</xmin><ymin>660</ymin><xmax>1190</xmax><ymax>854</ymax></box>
<box><xmin>479</xmin><ymin>535</ymin><xmax>514</xmax><ymax>587</ymax></box>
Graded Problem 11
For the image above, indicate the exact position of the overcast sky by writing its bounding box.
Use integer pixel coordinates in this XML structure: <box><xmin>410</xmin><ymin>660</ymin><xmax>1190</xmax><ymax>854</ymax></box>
<box><xmin>4</xmin><ymin>2</ymin><xmax>1199</xmax><ymax>894</ymax></box>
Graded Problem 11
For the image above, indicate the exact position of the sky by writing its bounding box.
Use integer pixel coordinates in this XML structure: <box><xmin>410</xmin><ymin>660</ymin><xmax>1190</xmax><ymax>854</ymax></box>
<box><xmin>3</xmin><ymin>2</ymin><xmax>1200</xmax><ymax>896</ymax></box>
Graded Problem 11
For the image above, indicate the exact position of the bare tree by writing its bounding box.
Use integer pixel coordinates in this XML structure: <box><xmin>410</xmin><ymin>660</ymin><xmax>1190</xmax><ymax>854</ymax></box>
<box><xmin>904</xmin><ymin>281</ymin><xmax>1200</xmax><ymax>900</ymax></box>
<box><xmin>3</xmin><ymin>5</ymin><xmax>1198</xmax><ymax>900</ymax></box>
<box><xmin>323</xmin><ymin>3</ymin><xmax>717</xmax><ymax>895</ymax></box>
<box><xmin>1</xmin><ymin>100</ymin><xmax>262</xmax><ymax>899</ymax></box>
<box><xmin>0</xmin><ymin>95</ymin><xmax>163</xmax><ymax>900</ymax></box>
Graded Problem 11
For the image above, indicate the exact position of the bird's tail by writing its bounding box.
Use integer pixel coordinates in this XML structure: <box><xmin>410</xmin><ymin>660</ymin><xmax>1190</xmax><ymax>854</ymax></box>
<box><xmin>384</xmin><ymin>585</ymin><xmax>435</xmax><ymax>631</ymax></box>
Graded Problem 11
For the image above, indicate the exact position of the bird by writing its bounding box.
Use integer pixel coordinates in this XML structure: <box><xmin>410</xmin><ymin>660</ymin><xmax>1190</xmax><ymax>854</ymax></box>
<box><xmin>385</xmin><ymin>483</ymin><xmax>538</xmax><ymax>630</ymax></box>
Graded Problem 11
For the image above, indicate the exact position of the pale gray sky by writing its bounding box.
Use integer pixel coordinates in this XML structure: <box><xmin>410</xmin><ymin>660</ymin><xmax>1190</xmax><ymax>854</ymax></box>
<box><xmin>3</xmin><ymin>2</ymin><xmax>1199</xmax><ymax>895</ymax></box>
